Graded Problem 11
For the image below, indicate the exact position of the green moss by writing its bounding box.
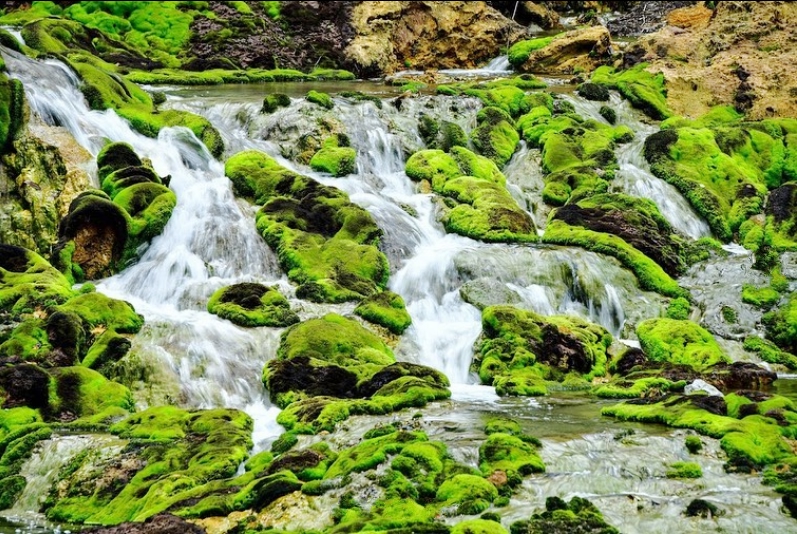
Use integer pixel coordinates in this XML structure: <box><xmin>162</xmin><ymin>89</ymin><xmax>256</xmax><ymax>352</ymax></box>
<box><xmin>542</xmin><ymin>220</ymin><xmax>687</xmax><ymax>298</ymax></box>
<box><xmin>0</xmin><ymin>474</ymin><xmax>26</xmax><ymax>509</ymax></box>
<box><xmin>666</xmin><ymin>461</ymin><xmax>702</xmax><ymax>479</ymax></box>
<box><xmin>599</xmin><ymin>105</ymin><xmax>616</xmax><ymax>124</ymax></box>
<box><xmin>207</xmin><ymin>283</ymin><xmax>299</xmax><ymax>327</ymax></box>
<box><xmin>685</xmin><ymin>435</ymin><xmax>703</xmax><ymax>454</ymax></box>
<box><xmin>262</xmin><ymin>93</ymin><xmax>291</xmax><ymax>113</ymax></box>
<box><xmin>591</xmin><ymin>64</ymin><xmax>670</xmax><ymax>120</ymax></box>
<box><xmin>763</xmin><ymin>292</ymin><xmax>797</xmax><ymax>354</ymax></box>
<box><xmin>511</xmin><ymin>496</ymin><xmax>619</xmax><ymax>534</ymax></box>
<box><xmin>743</xmin><ymin>336</ymin><xmax>797</xmax><ymax>370</ymax></box>
<box><xmin>307</xmin><ymin>90</ymin><xmax>333</xmax><ymax>109</ymax></box>
<box><xmin>58</xmin><ymin>292</ymin><xmax>143</xmax><ymax>333</ymax></box>
<box><xmin>666</xmin><ymin>297</ymin><xmax>691</xmax><ymax>320</ymax></box>
<box><xmin>636</xmin><ymin>318</ymin><xmax>729</xmax><ymax>370</ymax></box>
<box><xmin>603</xmin><ymin>393</ymin><xmax>797</xmax><ymax>472</ymax></box>
<box><xmin>507</xmin><ymin>36</ymin><xmax>557</xmax><ymax>66</ymax></box>
<box><xmin>354</xmin><ymin>291</ymin><xmax>412</xmax><ymax>335</ymax></box>
<box><xmin>226</xmin><ymin>150</ymin><xmax>388</xmax><ymax>303</ymax></box>
<box><xmin>742</xmin><ymin>285</ymin><xmax>781</xmax><ymax>309</ymax></box>
<box><xmin>436</xmin><ymin>474</ymin><xmax>498</xmax><ymax>516</ymax></box>
<box><xmin>471</xmin><ymin>107</ymin><xmax>519</xmax><ymax>168</ymax></box>
<box><xmin>452</xmin><ymin>519</ymin><xmax>507</xmax><ymax>534</ymax></box>
<box><xmin>405</xmin><ymin>147</ymin><xmax>536</xmax><ymax>243</ymax></box>
<box><xmin>475</xmin><ymin>305</ymin><xmax>611</xmax><ymax>397</ymax></box>
<box><xmin>479</xmin><ymin>433</ymin><xmax>544</xmax><ymax>482</ymax></box>
<box><xmin>50</xmin><ymin>366</ymin><xmax>134</xmax><ymax>425</ymax></box>
<box><xmin>594</xmin><ymin>377</ymin><xmax>684</xmax><ymax>399</ymax></box>
<box><xmin>310</xmin><ymin>147</ymin><xmax>357</xmax><ymax>177</ymax></box>
<box><xmin>0</xmin><ymin>246</ymin><xmax>75</xmax><ymax>315</ymax></box>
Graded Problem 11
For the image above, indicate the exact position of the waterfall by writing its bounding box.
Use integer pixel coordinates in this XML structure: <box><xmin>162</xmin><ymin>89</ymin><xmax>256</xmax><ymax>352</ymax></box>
<box><xmin>2</xmin><ymin>48</ymin><xmax>284</xmax><ymax>450</ymax></box>
<box><xmin>562</xmin><ymin>94</ymin><xmax>712</xmax><ymax>239</ymax></box>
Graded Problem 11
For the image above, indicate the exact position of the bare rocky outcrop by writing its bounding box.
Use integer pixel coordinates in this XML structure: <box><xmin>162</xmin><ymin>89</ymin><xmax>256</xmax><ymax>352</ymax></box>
<box><xmin>619</xmin><ymin>1</ymin><xmax>797</xmax><ymax>119</ymax></box>
<box><xmin>514</xmin><ymin>25</ymin><xmax>613</xmax><ymax>74</ymax></box>
<box><xmin>345</xmin><ymin>1</ymin><xmax>524</xmax><ymax>75</ymax></box>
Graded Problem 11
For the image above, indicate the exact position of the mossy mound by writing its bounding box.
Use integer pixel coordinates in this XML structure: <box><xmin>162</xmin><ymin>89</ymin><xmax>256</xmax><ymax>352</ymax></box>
<box><xmin>310</xmin><ymin>146</ymin><xmax>357</xmax><ymax>177</ymax></box>
<box><xmin>666</xmin><ymin>461</ymin><xmax>702</xmax><ymax>479</ymax></box>
<box><xmin>636</xmin><ymin>318</ymin><xmax>730</xmax><ymax>370</ymax></box>
<box><xmin>262</xmin><ymin>93</ymin><xmax>291</xmax><ymax>114</ymax></box>
<box><xmin>0</xmin><ymin>72</ymin><xmax>25</xmax><ymax>154</ymax></box>
<box><xmin>473</xmin><ymin>305</ymin><xmax>612</xmax><ymax>397</ymax></box>
<box><xmin>605</xmin><ymin>391</ymin><xmax>797</xmax><ymax>474</ymax></box>
<box><xmin>470</xmin><ymin>107</ymin><xmax>519</xmax><ymax>168</ymax></box>
<box><xmin>510</xmin><ymin>496</ymin><xmax>619</xmax><ymax>534</ymax></box>
<box><xmin>0</xmin><ymin>245</ymin><xmax>74</xmax><ymax>314</ymax></box>
<box><xmin>644</xmin><ymin>119</ymin><xmax>797</xmax><ymax>243</ymax></box>
<box><xmin>405</xmin><ymin>147</ymin><xmax>536</xmax><ymax>243</ymax></box>
<box><xmin>577</xmin><ymin>82</ymin><xmax>610</xmax><ymax>102</ymax></box>
<box><xmin>763</xmin><ymin>292</ymin><xmax>797</xmax><ymax>355</ymax></box>
<box><xmin>591</xmin><ymin>64</ymin><xmax>670</xmax><ymax>120</ymax></box>
<box><xmin>517</xmin><ymin>101</ymin><xmax>632</xmax><ymax>207</ymax></box>
<box><xmin>743</xmin><ymin>336</ymin><xmax>797</xmax><ymax>370</ymax></box>
<box><xmin>225</xmin><ymin>150</ymin><xmax>389</xmax><ymax>303</ymax></box>
<box><xmin>53</xmin><ymin>144</ymin><xmax>175</xmax><ymax>281</ymax></box>
<box><xmin>354</xmin><ymin>291</ymin><xmax>412</xmax><ymax>335</ymax></box>
<box><xmin>207</xmin><ymin>283</ymin><xmax>299</xmax><ymax>328</ymax></box>
<box><xmin>479</xmin><ymin>432</ymin><xmax>545</xmax><ymax>486</ymax></box>
<box><xmin>0</xmin><ymin>408</ymin><xmax>52</xmax><ymax>507</ymax></box>
<box><xmin>307</xmin><ymin>90</ymin><xmax>333</xmax><ymax>110</ymax></box>
<box><xmin>45</xmin><ymin>407</ymin><xmax>255</xmax><ymax>524</ymax></box>
<box><xmin>264</xmin><ymin>314</ymin><xmax>449</xmax><ymax>433</ymax></box>
<box><xmin>436</xmin><ymin>77</ymin><xmax>547</xmax><ymax>119</ymax></box>
<box><xmin>419</xmin><ymin>115</ymin><xmax>468</xmax><ymax>152</ymax></box>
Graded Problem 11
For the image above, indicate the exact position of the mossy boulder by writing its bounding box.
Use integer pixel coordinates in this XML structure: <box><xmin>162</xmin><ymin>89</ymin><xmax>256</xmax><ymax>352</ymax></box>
<box><xmin>666</xmin><ymin>461</ymin><xmax>702</xmax><ymax>479</ymax></box>
<box><xmin>310</xmin><ymin>146</ymin><xmax>357</xmax><ymax>177</ymax></box>
<box><xmin>264</xmin><ymin>314</ymin><xmax>449</xmax><ymax>433</ymax></box>
<box><xmin>577</xmin><ymin>82</ymin><xmax>610</xmax><ymax>102</ymax></box>
<box><xmin>0</xmin><ymin>245</ymin><xmax>74</xmax><ymax>315</ymax></box>
<box><xmin>0</xmin><ymin>407</ymin><xmax>52</xmax><ymax>506</ymax></box>
<box><xmin>405</xmin><ymin>147</ymin><xmax>536</xmax><ymax>242</ymax></box>
<box><xmin>479</xmin><ymin>432</ymin><xmax>544</xmax><ymax>485</ymax></box>
<box><xmin>636</xmin><ymin>318</ymin><xmax>730</xmax><ymax>370</ymax></box>
<box><xmin>306</xmin><ymin>90</ymin><xmax>333</xmax><ymax>109</ymax></box>
<box><xmin>207</xmin><ymin>283</ymin><xmax>298</xmax><ymax>327</ymax></box>
<box><xmin>436</xmin><ymin>474</ymin><xmax>498</xmax><ymax>516</ymax></box>
<box><xmin>643</xmin><ymin>120</ymin><xmax>796</xmax><ymax>242</ymax></box>
<box><xmin>763</xmin><ymin>292</ymin><xmax>797</xmax><ymax>354</ymax></box>
<box><xmin>262</xmin><ymin>93</ymin><xmax>291</xmax><ymax>114</ymax></box>
<box><xmin>46</xmin><ymin>407</ymin><xmax>253</xmax><ymax>524</ymax></box>
<box><xmin>510</xmin><ymin>496</ymin><xmax>619</xmax><ymax>534</ymax></box>
<box><xmin>603</xmin><ymin>392</ymin><xmax>797</xmax><ymax>473</ymax></box>
<box><xmin>470</xmin><ymin>107</ymin><xmax>519</xmax><ymax>168</ymax></box>
<box><xmin>474</xmin><ymin>305</ymin><xmax>611</xmax><ymax>396</ymax></box>
<box><xmin>226</xmin><ymin>150</ymin><xmax>389</xmax><ymax>303</ymax></box>
<box><xmin>354</xmin><ymin>291</ymin><xmax>412</xmax><ymax>335</ymax></box>
<box><xmin>591</xmin><ymin>64</ymin><xmax>670</xmax><ymax>120</ymax></box>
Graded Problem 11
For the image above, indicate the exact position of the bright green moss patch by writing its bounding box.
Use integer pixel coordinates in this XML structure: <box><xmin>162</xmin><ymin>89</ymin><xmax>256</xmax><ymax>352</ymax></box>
<box><xmin>354</xmin><ymin>291</ymin><xmax>412</xmax><ymax>335</ymax></box>
<box><xmin>685</xmin><ymin>435</ymin><xmax>703</xmax><ymax>454</ymax></box>
<box><xmin>763</xmin><ymin>292</ymin><xmax>797</xmax><ymax>354</ymax></box>
<box><xmin>510</xmin><ymin>496</ymin><xmax>620</xmax><ymax>534</ymax></box>
<box><xmin>207</xmin><ymin>283</ymin><xmax>299</xmax><ymax>328</ymax></box>
<box><xmin>405</xmin><ymin>147</ymin><xmax>536</xmax><ymax>243</ymax></box>
<box><xmin>637</xmin><ymin>318</ymin><xmax>729</xmax><ymax>370</ymax></box>
<box><xmin>666</xmin><ymin>461</ymin><xmax>702</xmax><ymax>479</ymax></box>
<box><xmin>595</xmin><ymin>377</ymin><xmax>685</xmax><ymax>399</ymax></box>
<box><xmin>264</xmin><ymin>314</ymin><xmax>448</xmax><ymax>432</ymax></box>
<box><xmin>507</xmin><ymin>36</ymin><xmax>557</xmax><ymax>66</ymax></box>
<box><xmin>436</xmin><ymin>77</ymin><xmax>547</xmax><ymax>118</ymax></box>
<box><xmin>742</xmin><ymin>284</ymin><xmax>781</xmax><ymax>309</ymax></box>
<box><xmin>479</xmin><ymin>433</ymin><xmax>544</xmax><ymax>484</ymax></box>
<box><xmin>474</xmin><ymin>305</ymin><xmax>611</xmax><ymax>397</ymax></box>
<box><xmin>306</xmin><ymin>90</ymin><xmax>333</xmax><ymax>109</ymax></box>
<box><xmin>591</xmin><ymin>64</ymin><xmax>671</xmax><ymax>120</ymax></box>
<box><xmin>666</xmin><ymin>296</ymin><xmax>691</xmax><ymax>320</ymax></box>
<box><xmin>310</xmin><ymin>146</ymin><xmax>357</xmax><ymax>177</ymax></box>
<box><xmin>542</xmin><ymin>219</ymin><xmax>687</xmax><ymax>298</ymax></box>
<box><xmin>743</xmin><ymin>336</ymin><xmax>797</xmax><ymax>370</ymax></box>
<box><xmin>471</xmin><ymin>106</ymin><xmax>519</xmax><ymax>168</ymax></box>
<box><xmin>226</xmin><ymin>149</ymin><xmax>389</xmax><ymax>303</ymax></box>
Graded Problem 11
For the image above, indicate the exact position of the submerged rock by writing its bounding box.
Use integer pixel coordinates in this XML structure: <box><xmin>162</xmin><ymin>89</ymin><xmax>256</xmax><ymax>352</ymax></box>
<box><xmin>82</xmin><ymin>514</ymin><xmax>206</xmax><ymax>533</ymax></box>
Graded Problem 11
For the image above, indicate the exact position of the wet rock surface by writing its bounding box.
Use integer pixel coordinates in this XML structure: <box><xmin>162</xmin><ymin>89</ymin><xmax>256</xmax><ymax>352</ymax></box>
<box><xmin>606</xmin><ymin>1</ymin><xmax>697</xmax><ymax>36</ymax></box>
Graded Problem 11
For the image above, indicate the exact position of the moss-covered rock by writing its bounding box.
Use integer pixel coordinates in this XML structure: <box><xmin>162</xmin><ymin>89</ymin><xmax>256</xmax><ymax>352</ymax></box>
<box><xmin>264</xmin><ymin>315</ymin><xmax>449</xmax><ymax>433</ymax></box>
<box><xmin>479</xmin><ymin>433</ymin><xmax>544</xmax><ymax>485</ymax></box>
<box><xmin>310</xmin><ymin>146</ymin><xmax>357</xmax><ymax>177</ymax></box>
<box><xmin>603</xmin><ymin>392</ymin><xmax>797</xmax><ymax>473</ymax></box>
<box><xmin>591</xmin><ymin>64</ymin><xmax>670</xmax><ymax>120</ymax></box>
<box><xmin>405</xmin><ymin>147</ymin><xmax>536</xmax><ymax>242</ymax></box>
<box><xmin>510</xmin><ymin>496</ymin><xmax>619</xmax><ymax>534</ymax></box>
<box><xmin>474</xmin><ymin>305</ymin><xmax>611</xmax><ymax>396</ymax></box>
<box><xmin>354</xmin><ymin>291</ymin><xmax>412</xmax><ymax>335</ymax></box>
<box><xmin>207</xmin><ymin>283</ymin><xmax>298</xmax><ymax>328</ymax></box>
<box><xmin>666</xmin><ymin>461</ymin><xmax>702</xmax><ymax>479</ymax></box>
<box><xmin>307</xmin><ymin>90</ymin><xmax>333</xmax><ymax>110</ymax></box>
<box><xmin>743</xmin><ymin>336</ymin><xmax>797</xmax><ymax>370</ymax></box>
<box><xmin>0</xmin><ymin>407</ymin><xmax>52</xmax><ymax>506</ymax></box>
<box><xmin>226</xmin><ymin>150</ymin><xmax>389</xmax><ymax>303</ymax></box>
<box><xmin>763</xmin><ymin>292</ymin><xmax>797</xmax><ymax>354</ymax></box>
<box><xmin>643</xmin><ymin>120</ymin><xmax>795</xmax><ymax>243</ymax></box>
<box><xmin>636</xmin><ymin>318</ymin><xmax>730</xmax><ymax>370</ymax></box>
<box><xmin>470</xmin><ymin>107</ymin><xmax>519</xmax><ymax>168</ymax></box>
<box><xmin>577</xmin><ymin>83</ymin><xmax>610</xmax><ymax>102</ymax></box>
<box><xmin>46</xmin><ymin>407</ymin><xmax>253</xmax><ymax>524</ymax></box>
<box><xmin>436</xmin><ymin>474</ymin><xmax>498</xmax><ymax>516</ymax></box>
<box><xmin>262</xmin><ymin>93</ymin><xmax>291</xmax><ymax>114</ymax></box>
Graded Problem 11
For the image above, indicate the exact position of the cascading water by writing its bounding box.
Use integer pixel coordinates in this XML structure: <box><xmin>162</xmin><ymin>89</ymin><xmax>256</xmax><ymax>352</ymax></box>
<box><xmin>3</xmin><ymin>44</ymin><xmax>795</xmax><ymax>534</ymax></box>
<box><xmin>563</xmin><ymin>94</ymin><xmax>712</xmax><ymax>239</ymax></box>
<box><xmin>2</xmin><ymin>47</ymin><xmax>285</xmax><ymax>450</ymax></box>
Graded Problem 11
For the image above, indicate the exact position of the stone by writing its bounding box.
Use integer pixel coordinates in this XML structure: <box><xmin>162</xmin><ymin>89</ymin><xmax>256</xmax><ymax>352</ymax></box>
<box><xmin>684</xmin><ymin>379</ymin><xmax>723</xmax><ymax>397</ymax></box>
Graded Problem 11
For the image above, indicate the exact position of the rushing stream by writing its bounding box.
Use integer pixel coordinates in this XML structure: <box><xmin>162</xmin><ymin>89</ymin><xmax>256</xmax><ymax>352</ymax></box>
<box><xmin>2</xmin><ymin>45</ymin><xmax>796</xmax><ymax>534</ymax></box>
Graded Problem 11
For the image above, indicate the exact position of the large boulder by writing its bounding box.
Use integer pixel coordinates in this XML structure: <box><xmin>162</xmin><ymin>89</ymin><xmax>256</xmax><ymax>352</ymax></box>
<box><xmin>512</xmin><ymin>26</ymin><xmax>612</xmax><ymax>75</ymax></box>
